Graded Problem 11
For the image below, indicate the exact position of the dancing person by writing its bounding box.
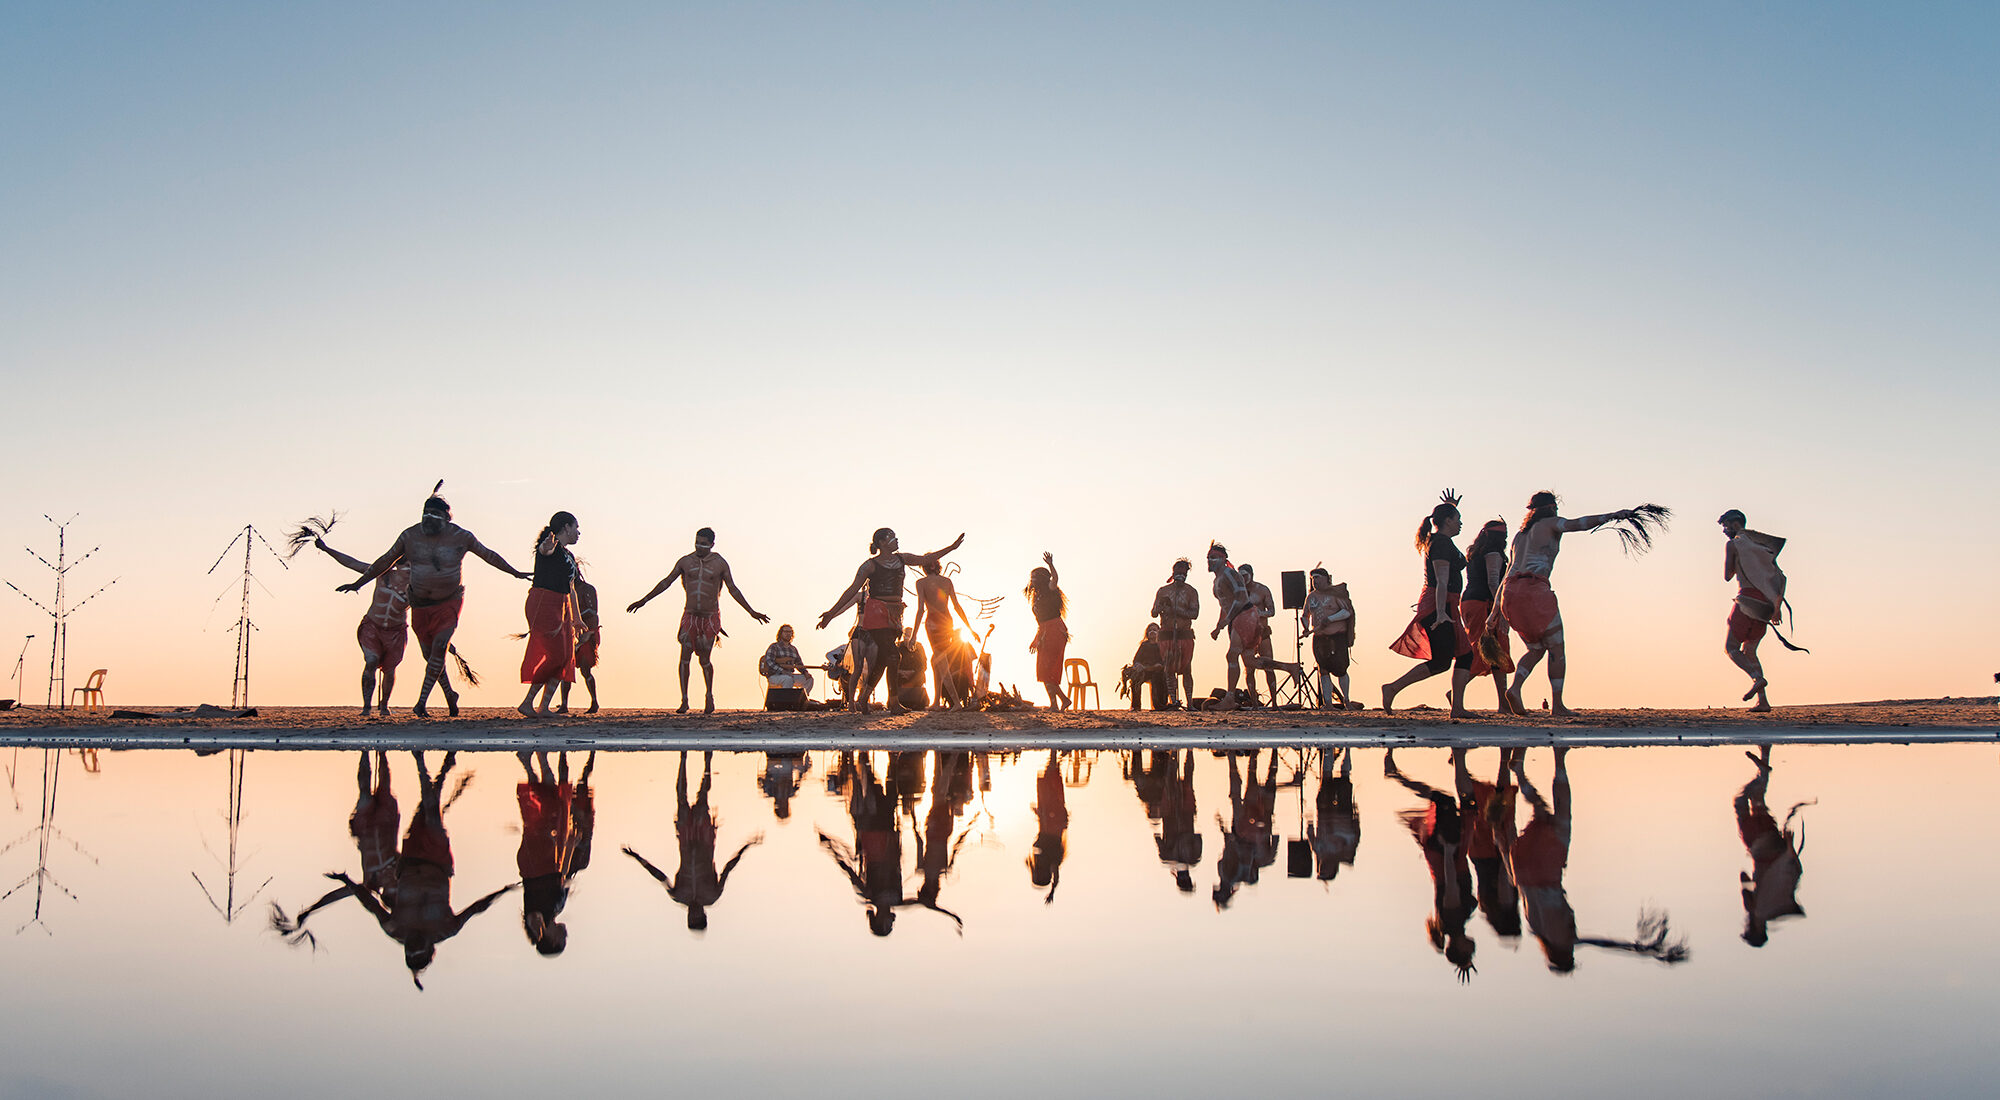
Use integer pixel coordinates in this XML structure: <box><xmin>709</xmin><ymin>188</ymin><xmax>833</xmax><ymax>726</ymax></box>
<box><xmin>1206</xmin><ymin>543</ymin><xmax>1251</xmax><ymax>706</ymax></box>
<box><xmin>624</xmin><ymin>751</ymin><xmax>763</xmax><ymax>933</ymax></box>
<box><xmin>1303</xmin><ymin>567</ymin><xmax>1357</xmax><ymax>709</ymax></box>
<box><xmin>1150</xmin><ymin>559</ymin><xmax>1201</xmax><ymax>707</ymax></box>
<box><xmin>338</xmin><ymin>487</ymin><xmax>530</xmax><ymax>718</ymax></box>
<box><xmin>313</xmin><ymin>535</ymin><xmax>418</xmax><ymax>717</ymax></box>
<box><xmin>1721</xmin><ymin>510</ymin><xmax>1797</xmax><ymax>713</ymax></box>
<box><xmin>817</xmin><ymin>528</ymin><xmax>965</xmax><ymax>715</ymax></box>
<box><xmin>628</xmin><ymin>528</ymin><xmax>770</xmax><ymax>715</ymax></box>
<box><xmin>1489</xmin><ymin>492</ymin><xmax>1670</xmax><ymax>716</ymax></box>
<box><xmin>1383</xmin><ymin>492</ymin><xmax>1475</xmax><ymax>717</ymax></box>
<box><xmin>759</xmin><ymin>624</ymin><xmax>814</xmax><ymax>697</ymax></box>
<box><xmin>1026</xmin><ymin>553</ymin><xmax>1071</xmax><ymax>710</ymax></box>
<box><xmin>562</xmin><ymin>568</ymin><xmax>601</xmax><ymax>714</ymax></box>
<box><xmin>1235</xmin><ymin>564</ymin><xmax>1304</xmax><ymax>704</ymax></box>
<box><xmin>1736</xmin><ymin>746</ymin><xmax>1808</xmax><ymax>945</ymax></box>
<box><xmin>518</xmin><ymin>512</ymin><xmax>582</xmax><ymax>717</ymax></box>
<box><xmin>911</xmin><ymin>561</ymin><xmax>979</xmax><ymax>708</ymax></box>
<box><xmin>1460</xmin><ymin>520</ymin><xmax>1519</xmax><ymax>714</ymax></box>
<box><xmin>1123</xmin><ymin>624</ymin><xmax>1169</xmax><ymax>710</ymax></box>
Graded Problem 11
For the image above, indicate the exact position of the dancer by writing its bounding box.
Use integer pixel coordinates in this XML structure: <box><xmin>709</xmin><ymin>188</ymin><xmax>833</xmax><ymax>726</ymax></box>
<box><xmin>628</xmin><ymin>527</ymin><xmax>770</xmax><ymax>715</ymax></box>
<box><xmin>561</xmin><ymin>567</ymin><xmax>601</xmax><ymax>714</ymax></box>
<box><xmin>624</xmin><ymin>751</ymin><xmax>763</xmax><ymax>932</ymax></box>
<box><xmin>1303</xmin><ymin>567</ymin><xmax>1357</xmax><ymax>709</ymax></box>
<box><xmin>338</xmin><ymin>486</ymin><xmax>531</xmax><ymax>718</ymax></box>
<box><xmin>1720</xmin><ymin>510</ymin><xmax>1797</xmax><ymax>712</ymax></box>
<box><xmin>518</xmin><ymin>512</ymin><xmax>582</xmax><ymax>717</ymax></box>
<box><xmin>817</xmin><ymin>528</ymin><xmax>964</xmax><ymax>715</ymax></box>
<box><xmin>1489</xmin><ymin>492</ymin><xmax>1670</xmax><ymax>716</ymax></box>
<box><xmin>1026</xmin><ymin>553</ymin><xmax>1071</xmax><ymax>710</ymax></box>
<box><xmin>1736</xmin><ymin>746</ymin><xmax>1808</xmax><ymax>945</ymax></box>
<box><xmin>1205</xmin><ymin>543</ymin><xmax>1251</xmax><ymax>705</ymax></box>
<box><xmin>911</xmin><ymin>561</ymin><xmax>978</xmax><ymax>708</ymax></box>
<box><xmin>1235</xmin><ymin>564</ymin><xmax>1303</xmax><ymax>704</ymax></box>
<box><xmin>312</xmin><ymin>535</ymin><xmax>418</xmax><ymax>717</ymax></box>
<box><xmin>1149</xmin><ymin>559</ymin><xmax>1200</xmax><ymax>707</ymax></box>
<box><xmin>1460</xmin><ymin>520</ymin><xmax>1518</xmax><ymax>714</ymax></box>
<box><xmin>1383</xmin><ymin>492</ymin><xmax>1475</xmax><ymax>717</ymax></box>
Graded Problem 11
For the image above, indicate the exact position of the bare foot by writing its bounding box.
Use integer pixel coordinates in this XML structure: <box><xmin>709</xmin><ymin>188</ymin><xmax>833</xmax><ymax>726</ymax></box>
<box><xmin>1742</xmin><ymin>679</ymin><xmax>1767</xmax><ymax>703</ymax></box>
<box><xmin>586</xmin><ymin>702</ymin><xmax>599</xmax><ymax>715</ymax></box>
<box><xmin>442</xmin><ymin>689</ymin><xmax>460</xmax><ymax>718</ymax></box>
<box><xmin>359</xmin><ymin>706</ymin><xmax>373</xmax><ymax>717</ymax></box>
<box><xmin>1748</xmin><ymin>700</ymin><xmax>1772</xmax><ymax>713</ymax></box>
<box><xmin>1380</xmin><ymin>685</ymin><xmax>1396</xmax><ymax>713</ymax></box>
<box><xmin>518</xmin><ymin>703</ymin><xmax>536</xmax><ymax>717</ymax></box>
<box><xmin>677</xmin><ymin>700</ymin><xmax>690</xmax><ymax>715</ymax></box>
<box><xmin>1550</xmin><ymin>704</ymin><xmax>1577</xmax><ymax>718</ymax></box>
<box><xmin>412</xmin><ymin>701</ymin><xmax>431</xmax><ymax>719</ymax></box>
<box><xmin>1451</xmin><ymin>707</ymin><xmax>1476</xmax><ymax>719</ymax></box>
<box><xmin>702</xmin><ymin>697</ymin><xmax>715</xmax><ymax>716</ymax></box>
<box><xmin>1506</xmin><ymin>686</ymin><xmax>1526</xmax><ymax>715</ymax></box>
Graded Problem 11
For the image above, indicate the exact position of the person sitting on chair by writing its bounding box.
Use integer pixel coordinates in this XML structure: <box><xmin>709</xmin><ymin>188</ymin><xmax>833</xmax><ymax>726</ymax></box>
<box><xmin>1122</xmin><ymin>624</ymin><xmax>1169</xmax><ymax>710</ymax></box>
<box><xmin>759</xmin><ymin>625</ymin><xmax>814</xmax><ymax>695</ymax></box>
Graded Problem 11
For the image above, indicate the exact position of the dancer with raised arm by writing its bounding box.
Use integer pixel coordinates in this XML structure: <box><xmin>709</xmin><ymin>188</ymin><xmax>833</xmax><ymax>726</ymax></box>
<box><xmin>1720</xmin><ymin>510</ymin><xmax>1801</xmax><ymax>713</ymax></box>
<box><xmin>1206</xmin><ymin>543</ymin><xmax>1250</xmax><ymax>706</ymax></box>
<box><xmin>1150</xmin><ymin>559</ymin><xmax>1200</xmax><ymax>708</ymax></box>
<box><xmin>1383</xmin><ymin>492</ymin><xmax>1475</xmax><ymax>717</ymax></box>
<box><xmin>627</xmin><ymin>527</ymin><xmax>770</xmax><ymax>715</ymax></box>
<box><xmin>1303</xmin><ymin>567</ymin><xmax>1357</xmax><ymax>709</ymax></box>
<box><xmin>911</xmin><ymin>561</ymin><xmax>978</xmax><ymax>709</ymax></box>
<box><xmin>817</xmin><ymin>528</ymin><xmax>965</xmax><ymax>715</ymax></box>
<box><xmin>309</xmin><ymin>528</ymin><xmax>419</xmax><ymax>717</ymax></box>
<box><xmin>1489</xmin><ymin>492</ymin><xmax>1671</xmax><ymax>716</ymax></box>
<box><xmin>338</xmin><ymin>485</ymin><xmax>530</xmax><ymax>718</ymax></box>
<box><xmin>518</xmin><ymin>511</ymin><xmax>582</xmax><ymax>717</ymax></box>
<box><xmin>1026</xmin><ymin>553</ymin><xmax>1070</xmax><ymax>711</ymax></box>
<box><xmin>1460</xmin><ymin>520</ymin><xmax>1519</xmax><ymax>714</ymax></box>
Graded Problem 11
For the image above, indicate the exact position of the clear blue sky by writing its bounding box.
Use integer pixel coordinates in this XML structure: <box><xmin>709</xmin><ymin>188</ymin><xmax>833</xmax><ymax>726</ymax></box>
<box><xmin>2</xmin><ymin>2</ymin><xmax>1994</xmax><ymax>708</ymax></box>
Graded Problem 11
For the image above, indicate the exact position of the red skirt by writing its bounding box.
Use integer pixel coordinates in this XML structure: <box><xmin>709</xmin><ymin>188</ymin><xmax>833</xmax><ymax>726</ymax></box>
<box><xmin>521</xmin><ymin>588</ymin><xmax>576</xmax><ymax>685</ymax></box>
<box><xmin>1501</xmin><ymin>575</ymin><xmax>1560</xmax><ymax>645</ymax></box>
<box><xmin>1034</xmin><ymin>618</ymin><xmax>1069</xmax><ymax>683</ymax></box>
<box><xmin>1390</xmin><ymin>589</ymin><xmax>1471</xmax><ymax>661</ymax></box>
<box><xmin>410</xmin><ymin>594</ymin><xmax>462</xmax><ymax>656</ymax></box>
<box><xmin>357</xmin><ymin>617</ymin><xmax>409</xmax><ymax>670</ymax></box>
<box><xmin>1459</xmin><ymin>598</ymin><xmax>1514</xmax><ymax>676</ymax></box>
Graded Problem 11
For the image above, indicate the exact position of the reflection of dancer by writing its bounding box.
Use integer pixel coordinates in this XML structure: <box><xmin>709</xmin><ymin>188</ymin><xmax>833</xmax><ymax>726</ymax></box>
<box><xmin>1459</xmin><ymin>521</ymin><xmax>1519</xmax><ymax>714</ymax></box>
<box><xmin>278</xmin><ymin>752</ymin><xmax>514</xmax><ymax>988</ymax></box>
<box><xmin>1026</xmin><ymin>554</ymin><xmax>1071</xmax><ymax>711</ymax></box>
<box><xmin>1491</xmin><ymin>492</ymin><xmax>1670</xmax><ymax>716</ymax></box>
<box><xmin>819</xmin><ymin>753</ymin><xmax>909</xmax><ymax>935</ymax></box>
<box><xmin>349</xmin><ymin>751</ymin><xmax>400</xmax><ymax>891</ymax></box>
<box><xmin>1462</xmin><ymin>748</ymin><xmax>1522</xmax><ymax>939</ymax></box>
<box><xmin>340</xmin><ymin>487</ymin><xmax>531</xmax><ymax>718</ymax></box>
<box><xmin>912</xmin><ymin>752</ymin><xmax>974</xmax><ymax>927</ymax></box>
<box><xmin>1212</xmin><ymin>749</ymin><xmax>1279</xmax><ymax>909</ymax></box>
<box><xmin>517</xmin><ymin>750</ymin><xmax>596</xmax><ymax>955</ymax></box>
<box><xmin>627</xmin><ymin>528</ymin><xmax>770</xmax><ymax>715</ymax></box>
<box><xmin>1028</xmin><ymin>751</ymin><xmax>1069</xmax><ymax>901</ymax></box>
<box><xmin>1384</xmin><ymin>493</ymin><xmax>1474</xmax><ymax>717</ymax></box>
<box><xmin>1155</xmin><ymin>751</ymin><xmax>1203</xmax><ymax>892</ymax></box>
<box><xmin>625</xmin><ymin>751</ymin><xmax>763</xmax><ymax>932</ymax></box>
<box><xmin>1510</xmin><ymin>747</ymin><xmax>1576</xmax><ymax>972</ymax></box>
<box><xmin>1737</xmin><ymin>746</ymin><xmax>1808</xmax><ymax>946</ymax></box>
<box><xmin>818</xmin><ymin>529</ymin><xmax>965</xmax><ymax>715</ymax></box>
<box><xmin>518</xmin><ymin>512</ymin><xmax>582</xmax><ymax>716</ymax></box>
<box><xmin>1387</xmin><ymin>748</ymin><xmax>1477</xmax><ymax>979</ymax></box>
<box><xmin>1308</xmin><ymin>749</ymin><xmax>1359</xmax><ymax>883</ymax></box>
<box><xmin>1150</xmin><ymin>559</ymin><xmax>1200</xmax><ymax>707</ymax></box>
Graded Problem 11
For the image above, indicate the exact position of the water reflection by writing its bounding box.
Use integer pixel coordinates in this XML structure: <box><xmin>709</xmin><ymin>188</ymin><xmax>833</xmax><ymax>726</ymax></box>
<box><xmin>517</xmin><ymin>750</ymin><xmax>595</xmax><ymax>955</ymax></box>
<box><xmin>1214</xmin><ymin>749</ymin><xmax>1282</xmax><ymax>909</ymax></box>
<box><xmin>1</xmin><ymin>749</ymin><xmax>95</xmax><ymax>934</ymax></box>
<box><xmin>1736</xmin><ymin>745</ymin><xmax>1809</xmax><ymax>946</ymax></box>
<box><xmin>625</xmin><ymin>750</ymin><xmax>761</xmax><ymax>933</ymax></box>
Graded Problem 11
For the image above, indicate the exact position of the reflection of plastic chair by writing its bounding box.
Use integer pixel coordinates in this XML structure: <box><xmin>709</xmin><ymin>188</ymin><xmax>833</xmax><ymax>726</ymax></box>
<box><xmin>71</xmin><ymin>669</ymin><xmax>107</xmax><ymax>712</ymax></box>
<box><xmin>1063</xmin><ymin>659</ymin><xmax>1100</xmax><ymax>710</ymax></box>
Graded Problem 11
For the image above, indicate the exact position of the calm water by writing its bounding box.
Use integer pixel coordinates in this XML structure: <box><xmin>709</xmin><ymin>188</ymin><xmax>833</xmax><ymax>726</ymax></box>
<box><xmin>1</xmin><ymin>742</ymin><xmax>1993</xmax><ymax>1099</ymax></box>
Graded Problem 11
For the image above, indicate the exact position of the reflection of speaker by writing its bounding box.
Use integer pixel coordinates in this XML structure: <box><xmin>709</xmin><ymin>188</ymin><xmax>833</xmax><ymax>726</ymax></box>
<box><xmin>1280</xmin><ymin>570</ymin><xmax>1307</xmax><ymax>610</ymax></box>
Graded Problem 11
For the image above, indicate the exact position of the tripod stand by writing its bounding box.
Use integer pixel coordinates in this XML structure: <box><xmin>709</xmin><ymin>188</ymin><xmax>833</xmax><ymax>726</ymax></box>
<box><xmin>1268</xmin><ymin>608</ymin><xmax>1321</xmax><ymax>708</ymax></box>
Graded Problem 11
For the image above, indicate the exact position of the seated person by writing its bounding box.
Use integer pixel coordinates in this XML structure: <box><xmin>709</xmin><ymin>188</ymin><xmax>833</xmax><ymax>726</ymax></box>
<box><xmin>824</xmin><ymin>642</ymin><xmax>854</xmax><ymax>704</ymax></box>
<box><xmin>1122</xmin><ymin>624</ymin><xmax>1170</xmax><ymax>710</ymax></box>
<box><xmin>759</xmin><ymin>625</ymin><xmax>814</xmax><ymax>695</ymax></box>
<box><xmin>895</xmin><ymin>627</ymin><xmax>931</xmax><ymax>710</ymax></box>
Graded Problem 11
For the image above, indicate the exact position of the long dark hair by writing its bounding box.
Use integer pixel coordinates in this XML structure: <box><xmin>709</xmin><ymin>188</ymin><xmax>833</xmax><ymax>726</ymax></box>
<box><xmin>870</xmin><ymin>527</ymin><xmax>895</xmax><ymax>554</ymax></box>
<box><xmin>1520</xmin><ymin>491</ymin><xmax>1559</xmax><ymax>532</ymax></box>
<box><xmin>1415</xmin><ymin>503</ymin><xmax>1460</xmax><ymax>553</ymax></box>
<box><xmin>1466</xmin><ymin>520</ymin><xmax>1509</xmax><ymax>563</ymax></box>
<box><xmin>535</xmin><ymin>511</ymin><xmax>578</xmax><ymax>554</ymax></box>
<box><xmin>1025</xmin><ymin>567</ymin><xmax>1067</xmax><ymax>617</ymax></box>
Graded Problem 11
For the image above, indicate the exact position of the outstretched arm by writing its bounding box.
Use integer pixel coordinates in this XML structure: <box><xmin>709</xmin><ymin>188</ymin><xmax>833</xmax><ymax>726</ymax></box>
<box><xmin>628</xmin><ymin>561</ymin><xmax>687</xmax><ymax>614</ymax></box>
<box><xmin>466</xmin><ymin>535</ymin><xmax>531</xmax><ymax>579</ymax></box>
<box><xmin>714</xmin><ymin>835</ymin><xmax>765</xmax><ymax>892</ymax></box>
<box><xmin>819</xmin><ymin>563</ymin><xmax>871</xmax><ymax>629</ymax></box>
<box><xmin>338</xmin><ymin>534</ymin><xmax>408</xmax><ymax>591</ymax></box>
<box><xmin>1556</xmin><ymin>510</ymin><xmax>1632</xmax><ymax>534</ymax></box>
<box><xmin>451</xmin><ymin>882</ymin><xmax>518</xmax><ymax>931</ymax></box>
<box><xmin>316</xmin><ymin>540</ymin><xmax>372</xmax><ymax>575</ymax></box>
<box><xmin>902</xmin><ymin>533</ymin><xmax>966</xmax><ymax>570</ymax></box>
<box><xmin>721</xmin><ymin>562</ymin><xmax>769</xmax><ymax>623</ymax></box>
<box><xmin>623</xmin><ymin>846</ymin><xmax>671</xmax><ymax>884</ymax></box>
<box><xmin>949</xmin><ymin>590</ymin><xmax>977</xmax><ymax>634</ymax></box>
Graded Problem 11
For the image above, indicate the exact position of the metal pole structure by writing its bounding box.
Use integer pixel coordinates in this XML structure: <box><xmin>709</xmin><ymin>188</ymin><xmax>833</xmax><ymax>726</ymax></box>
<box><xmin>4</xmin><ymin>517</ymin><xmax>115</xmax><ymax>710</ymax></box>
<box><xmin>207</xmin><ymin>525</ymin><xmax>285</xmax><ymax>710</ymax></box>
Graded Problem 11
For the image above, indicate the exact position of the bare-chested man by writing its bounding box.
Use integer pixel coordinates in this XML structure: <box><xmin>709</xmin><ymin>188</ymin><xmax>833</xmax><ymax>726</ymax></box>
<box><xmin>315</xmin><ymin>534</ymin><xmax>421</xmax><ymax>717</ymax></box>
<box><xmin>818</xmin><ymin>528</ymin><xmax>964</xmax><ymax>716</ymax></box>
<box><xmin>1720</xmin><ymin>509</ymin><xmax>1790</xmax><ymax>713</ymax></box>
<box><xmin>1206</xmin><ymin>543</ymin><xmax>1250</xmax><ymax>704</ymax></box>
<box><xmin>1488</xmin><ymin>491</ymin><xmax>1666</xmax><ymax>716</ymax></box>
<box><xmin>1149</xmin><ymin>559</ymin><xmax>1200</xmax><ymax>708</ymax></box>
<box><xmin>339</xmin><ymin>491</ymin><xmax>530</xmax><ymax>718</ymax></box>
<box><xmin>1236</xmin><ymin>563</ymin><xmax>1304</xmax><ymax>704</ymax></box>
<box><xmin>911</xmin><ymin>561</ymin><xmax>978</xmax><ymax>709</ymax></box>
<box><xmin>1303</xmin><ymin>567</ymin><xmax>1357</xmax><ymax>708</ymax></box>
<box><xmin>627</xmin><ymin>527</ymin><xmax>769</xmax><ymax>715</ymax></box>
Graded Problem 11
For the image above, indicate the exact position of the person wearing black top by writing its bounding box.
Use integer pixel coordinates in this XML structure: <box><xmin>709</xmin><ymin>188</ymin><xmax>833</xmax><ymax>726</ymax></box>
<box><xmin>1383</xmin><ymin>492</ymin><xmax>1477</xmax><ymax>717</ymax></box>
<box><xmin>519</xmin><ymin>511</ymin><xmax>583</xmax><ymax>717</ymax></box>
<box><xmin>817</xmin><ymin>528</ymin><xmax>965</xmax><ymax>715</ymax></box>
<box><xmin>1123</xmin><ymin>624</ymin><xmax>1169</xmax><ymax>710</ymax></box>
<box><xmin>1026</xmin><ymin>552</ymin><xmax>1071</xmax><ymax>710</ymax></box>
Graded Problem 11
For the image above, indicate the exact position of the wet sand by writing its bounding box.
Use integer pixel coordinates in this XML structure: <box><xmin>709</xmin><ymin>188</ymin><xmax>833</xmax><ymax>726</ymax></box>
<box><xmin>2</xmin><ymin>698</ymin><xmax>1992</xmax><ymax>751</ymax></box>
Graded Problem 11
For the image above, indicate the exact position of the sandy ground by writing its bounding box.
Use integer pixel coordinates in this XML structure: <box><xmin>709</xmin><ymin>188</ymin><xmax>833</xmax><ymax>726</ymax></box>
<box><xmin>1</xmin><ymin>698</ymin><xmax>1993</xmax><ymax>751</ymax></box>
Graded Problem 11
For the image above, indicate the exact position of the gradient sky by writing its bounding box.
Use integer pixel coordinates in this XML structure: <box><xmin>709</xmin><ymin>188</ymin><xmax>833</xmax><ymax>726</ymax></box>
<box><xmin>3</xmin><ymin>2</ymin><xmax>1995</xmax><ymax>709</ymax></box>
